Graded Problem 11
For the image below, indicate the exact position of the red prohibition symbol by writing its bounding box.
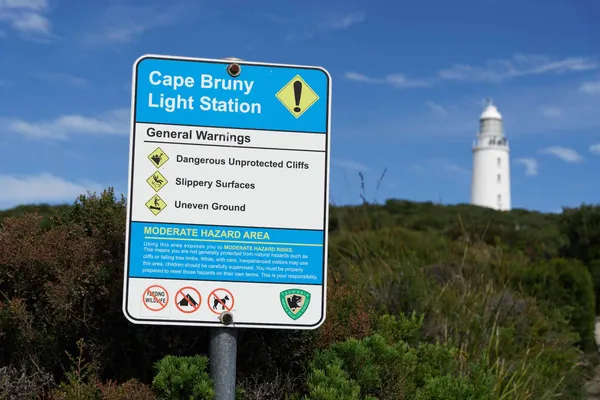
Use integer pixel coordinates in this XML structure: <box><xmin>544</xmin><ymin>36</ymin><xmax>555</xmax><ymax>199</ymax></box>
<box><xmin>208</xmin><ymin>288</ymin><xmax>235</xmax><ymax>315</ymax></box>
<box><xmin>143</xmin><ymin>285</ymin><xmax>169</xmax><ymax>312</ymax></box>
<box><xmin>175</xmin><ymin>286</ymin><xmax>202</xmax><ymax>314</ymax></box>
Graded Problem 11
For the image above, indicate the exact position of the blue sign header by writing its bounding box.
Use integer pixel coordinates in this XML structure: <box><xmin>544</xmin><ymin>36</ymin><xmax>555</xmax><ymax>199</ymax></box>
<box><xmin>133</xmin><ymin>55</ymin><xmax>331</xmax><ymax>134</ymax></box>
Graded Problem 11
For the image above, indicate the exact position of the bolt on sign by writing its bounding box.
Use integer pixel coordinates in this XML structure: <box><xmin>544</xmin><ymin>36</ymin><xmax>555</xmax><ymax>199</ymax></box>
<box><xmin>122</xmin><ymin>54</ymin><xmax>332</xmax><ymax>330</ymax></box>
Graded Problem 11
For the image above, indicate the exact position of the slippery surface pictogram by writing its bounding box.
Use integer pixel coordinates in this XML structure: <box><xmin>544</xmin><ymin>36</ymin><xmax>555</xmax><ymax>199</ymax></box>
<box><xmin>146</xmin><ymin>171</ymin><xmax>168</xmax><ymax>192</ymax></box>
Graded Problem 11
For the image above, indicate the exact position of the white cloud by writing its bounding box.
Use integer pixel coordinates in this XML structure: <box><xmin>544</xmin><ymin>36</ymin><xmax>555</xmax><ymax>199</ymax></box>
<box><xmin>0</xmin><ymin>172</ymin><xmax>104</xmax><ymax>208</ymax></box>
<box><xmin>2</xmin><ymin>108</ymin><xmax>130</xmax><ymax>140</ymax></box>
<box><xmin>320</xmin><ymin>11</ymin><xmax>365</xmax><ymax>30</ymax></box>
<box><xmin>410</xmin><ymin>164</ymin><xmax>425</xmax><ymax>173</ymax></box>
<box><xmin>258</xmin><ymin>10</ymin><xmax>365</xmax><ymax>41</ymax></box>
<box><xmin>589</xmin><ymin>143</ymin><xmax>600</xmax><ymax>155</ymax></box>
<box><xmin>410</xmin><ymin>158</ymin><xmax>470</xmax><ymax>184</ymax></box>
<box><xmin>425</xmin><ymin>101</ymin><xmax>449</xmax><ymax>116</ymax></box>
<box><xmin>539</xmin><ymin>146</ymin><xmax>584</xmax><ymax>163</ymax></box>
<box><xmin>332</xmin><ymin>158</ymin><xmax>370</xmax><ymax>172</ymax></box>
<box><xmin>439</xmin><ymin>53</ymin><xmax>597</xmax><ymax>83</ymax></box>
<box><xmin>515</xmin><ymin>158</ymin><xmax>539</xmax><ymax>176</ymax></box>
<box><xmin>361</xmin><ymin>76</ymin><xmax>600</xmax><ymax>141</ymax></box>
<box><xmin>343</xmin><ymin>72</ymin><xmax>372</xmax><ymax>83</ymax></box>
<box><xmin>344</xmin><ymin>72</ymin><xmax>430</xmax><ymax>89</ymax></box>
<box><xmin>579</xmin><ymin>80</ymin><xmax>600</xmax><ymax>95</ymax></box>
<box><xmin>0</xmin><ymin>0</ymin><xmax>52</xmax><ymax>38</ymax></box>
<box><xmin>31</xmin><ymin>72</ymin><xmax>88</xmax><ymax>88</ymax></box>
<box><xmin>539</xmin><ymin>106</ymin><xmax>562</xmax><ymax>119</ymax></box>
<box><xmin>83</xmin><ymin>2</ymin><xmax>197</xmax><ymax>45</ymax></box>
<box><xmin>346</xmin><ymin>53</ymin><xmax>596</xmax><ymax>90</ymax></box>
<box><xmin>443</xmin><ymin>162</ymin><xmax>470</xmax><ymax>175</ymax></box>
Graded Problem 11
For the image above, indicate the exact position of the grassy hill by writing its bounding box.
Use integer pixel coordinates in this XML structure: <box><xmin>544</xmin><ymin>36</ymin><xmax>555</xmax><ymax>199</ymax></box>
<box><xmin>1</xmin><ymin>187</ymin><xmax>600</xmax><ymax>399</ymax></box>
<box><xmin>0</xmin><ymin>203</ymin><xmax>71</xmax><ymax>229</ymax></box>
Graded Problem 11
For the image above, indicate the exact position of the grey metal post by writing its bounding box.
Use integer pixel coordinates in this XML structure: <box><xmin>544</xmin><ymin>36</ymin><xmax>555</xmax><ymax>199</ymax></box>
<box><xmin>209</xmin><ymin>326</ymin><xmax>238</xmax><ymax>400</ymax></box>
<box><xmin>208</xmin><ymin>56</ymin><xmax>244</xmax><ymax>400</ymax></box>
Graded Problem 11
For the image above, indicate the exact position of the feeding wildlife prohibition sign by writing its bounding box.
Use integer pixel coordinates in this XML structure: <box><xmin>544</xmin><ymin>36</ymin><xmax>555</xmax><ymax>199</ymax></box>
<box><xmin>122</xmin><ymin>54</ymin><xmax>332</xmax><ymax>330</ymax></box>
<box><xmin>142</xmin><ymin>285</ymin><xmax>168</xmax><ymax>312</ymax></box>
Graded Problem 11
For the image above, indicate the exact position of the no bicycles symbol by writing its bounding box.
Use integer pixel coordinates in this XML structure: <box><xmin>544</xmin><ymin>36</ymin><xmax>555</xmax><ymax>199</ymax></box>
<box><xmin>143</xmin><ymin>285</ymin><xmax>169</xmax><ymax>311</ymax></box>
<box><xmin>175</xmin><ymin>286</ymin><xmax>202</xmax><ymax>314</ymax></box>
<box><xmin>208</xmin><ymin>288</ymin><xmax>234</xmax><ymax>315</ymax></box>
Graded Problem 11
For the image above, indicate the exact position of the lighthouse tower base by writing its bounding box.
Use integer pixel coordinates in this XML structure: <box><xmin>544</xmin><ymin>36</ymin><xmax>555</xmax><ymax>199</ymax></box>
<box><xmin>471</xmin><ymin>148</ymin><xmax>511</xmax><ymax>211</ymax></box>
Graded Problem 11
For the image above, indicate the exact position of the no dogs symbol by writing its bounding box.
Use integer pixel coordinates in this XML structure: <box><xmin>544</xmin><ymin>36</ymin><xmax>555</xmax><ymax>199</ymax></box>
<box><xmin>208</xmin><ymin>288</ymin><xmax>234</xmax><ymax>314</ymax></box>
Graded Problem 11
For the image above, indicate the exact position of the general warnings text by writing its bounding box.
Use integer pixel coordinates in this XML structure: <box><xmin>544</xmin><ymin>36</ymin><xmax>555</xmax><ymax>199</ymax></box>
<box><xmin>146</xmin><ymin>127</ymin><xmax>251</xmax><ymax>145</ymax></box>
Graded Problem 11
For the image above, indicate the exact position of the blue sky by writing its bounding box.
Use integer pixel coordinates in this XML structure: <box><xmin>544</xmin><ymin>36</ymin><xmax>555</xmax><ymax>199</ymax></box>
<box><xmin>0</xmin><ymin>0</ymin><xmax>599</xmax><ymax>213</ymax></box>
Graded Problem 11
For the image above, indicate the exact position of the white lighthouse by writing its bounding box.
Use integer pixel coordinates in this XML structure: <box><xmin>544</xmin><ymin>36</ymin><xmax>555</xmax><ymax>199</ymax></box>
<box><xmin>470</xmin><ymin>99</ymin><xmax>511</xmax><ymax>211</ymax></box>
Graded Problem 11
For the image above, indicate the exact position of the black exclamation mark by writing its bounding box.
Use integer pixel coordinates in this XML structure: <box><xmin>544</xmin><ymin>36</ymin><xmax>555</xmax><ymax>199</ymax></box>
<box><xmin>293</xmin><ymin>80</ymin><xmax>302</xmax><ymax>113</ymax></box>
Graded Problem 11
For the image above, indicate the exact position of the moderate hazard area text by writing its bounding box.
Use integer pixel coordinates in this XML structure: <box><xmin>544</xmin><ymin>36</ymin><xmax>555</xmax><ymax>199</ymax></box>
<box><xmin>130</xmin><ymin>222</ymin><xmax>324</xmax><ymax>285</ymax></box>
<box><xmin>143</xmin><ymin>225</ymin><xmax>272</xmax><ymax>240</ymax></box>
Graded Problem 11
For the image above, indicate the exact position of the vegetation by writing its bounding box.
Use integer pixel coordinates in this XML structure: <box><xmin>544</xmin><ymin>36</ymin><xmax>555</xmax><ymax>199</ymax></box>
<box><xmin>1</xmin><ymin>186</ymin><xmax>600</xmax><ymax>399</ymax></box>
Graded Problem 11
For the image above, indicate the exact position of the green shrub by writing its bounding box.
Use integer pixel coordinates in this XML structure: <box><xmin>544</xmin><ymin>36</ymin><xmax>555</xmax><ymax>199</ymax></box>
<box><xmin>305</xmin><ymin>330</ymin><xmax>508</xmax><ymax>400</ymax></box>
<box><xmin>425</xmin><ymin>269</ymin><xmax>586</xmax><ymax>398</ymax></box>
<box><xmin>589</xmin><ymin>259</ymin><xmax>600</xmax><ymax>312</ymax></box>
<box><xmin>50</xmin><ymin>338</ymin><xmax>104</xmax><ymax>400</ymax></box>
<box><xmin>513</xmin><ymin>257</ymin><xmax>596</xmax><ymax>351</ymax></box>
<box><xmin>0</xmin><ymin>191</ymin><xmax>596</xmax><ymax>399</ymax></box>
<box><xmin>307</xmin><ymin>334</ymin><xmax>419</xmax><ymax>399</ymax></box>
<box><xmin>559</xmin><ymin>204</ymin><xmax>600</xmax><ymax>264</ymax></box>
<box><xmin>373</xmin><ymin>312</ymin><xmax>423</xmax><ymax>347</ymax></box>
<box><xmin>315</xmin><ymin>273</ymin><xmax>375</xmax><ymax>349</ymax></box>
<box><xmin>305</xmin><ymin>318</ymin><xmax>584</xmax><ymax>400</ymax></box>
<box><xmin>151</xmin><ymin>355</ymin><xmax>215</xmax><ymax>400</ymax></box>
<box><xmin>47</xmin><ymin>338</ymin><xmax>156</xmax><ymax>400</ymax></box>
<box><xmin>52</xmin><ymin>378</ymin><xmax>156</xmax><ymax>400</ymax></box>
<box><xmin>100</xmin><ymin>379</ymin><xmax>156</xmax><ymax>400</ymax></box>
<box><xmin>0</xmin><ymin>203</ymin><xmax>70</xmax><ymax>229</ymax></box>
<box><xmin>305</xmin><ymin>359</ymin><xmax>362</xmax><ymax>400</ymax></box>
<box><xmin>327</xmin><ymin>228</ymin><xmax>438</xmax><ymax>317</ymax></box>
<box><xmin>415</xmin><ymin>373</ymin><xmax>492</xmax><ymax>400</ymax></box>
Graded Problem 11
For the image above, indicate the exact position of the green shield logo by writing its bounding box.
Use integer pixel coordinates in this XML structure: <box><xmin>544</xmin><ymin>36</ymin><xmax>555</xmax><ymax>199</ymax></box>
<box><xmin>280</xmin><ymin>289</ymin><xmax>311</xmax><ymax>320</ymax></box>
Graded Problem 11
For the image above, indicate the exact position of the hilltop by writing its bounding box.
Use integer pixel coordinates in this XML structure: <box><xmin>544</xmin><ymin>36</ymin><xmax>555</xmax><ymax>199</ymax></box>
<box><xmin>1</xmin><ymin>188</ymin><xmax>600</xmax><ymax>399</ymax></box>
